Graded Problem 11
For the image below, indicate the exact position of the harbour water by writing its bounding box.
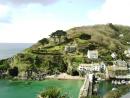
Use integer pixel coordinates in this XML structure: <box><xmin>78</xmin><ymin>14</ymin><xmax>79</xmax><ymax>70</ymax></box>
<box><xmin>0</xmin><ymin>79</ymin><xmax>83</xmax><ymax>98</ymax></box>
<box><xmin>98</xmin><ymin>81</ymin><xmax>113</xmax><ymax>97</ymax></box>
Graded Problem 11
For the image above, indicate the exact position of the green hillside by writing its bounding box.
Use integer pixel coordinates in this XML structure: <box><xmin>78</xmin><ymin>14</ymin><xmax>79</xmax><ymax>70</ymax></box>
<box><xmin>0</xmin><ymin>23</ymin><xmax>130</xmax><ymax>76</ymax></box>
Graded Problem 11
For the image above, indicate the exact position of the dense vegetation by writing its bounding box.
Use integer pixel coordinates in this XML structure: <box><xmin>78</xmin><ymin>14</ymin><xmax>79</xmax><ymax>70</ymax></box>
<box><xmin>103</xmin><ymin>84</ymin><xmax>130</xmax><ymax>98</ymax></box>
<box><xmin>0</xmin><ymin>23</ymin><xmax>130</xmax><ymax>76</ymax></box>
<box><xmin>38</xmin><ymin>87</ymin><xmax>69</xmax><ymax>98</ymax></box>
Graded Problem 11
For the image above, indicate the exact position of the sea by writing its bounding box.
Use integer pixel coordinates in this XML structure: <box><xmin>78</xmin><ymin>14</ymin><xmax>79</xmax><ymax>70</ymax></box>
<box><xmin>0</xmin><ymin>43</ymin><xmax>33</xmax><ymax>60</ymax></box>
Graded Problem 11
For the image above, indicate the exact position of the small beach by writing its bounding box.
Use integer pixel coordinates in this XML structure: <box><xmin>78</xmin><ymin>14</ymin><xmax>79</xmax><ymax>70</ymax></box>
<box><xmin>45</xmin><ymin>73</ymin><xmax>84</xmax><ymax>80</ymax></box>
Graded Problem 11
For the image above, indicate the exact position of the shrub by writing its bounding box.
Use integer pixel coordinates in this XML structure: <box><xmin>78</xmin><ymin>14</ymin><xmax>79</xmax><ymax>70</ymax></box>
<box><xmin>79</xmin><ymin>33</ymin><xmax>91</xmax><ymax>40</ymax></box>
<box><xmin>104</xmin><ymin>84</ymin><xmax>130</xmax><ymax>98</ymax></box>
<box><xmin>39</xmin><ymin>87</ymin><xmax>69</xmax><ymax>98</ymax></box>
<box><xmin>38</xmin><ymin>38</ymin><xmax>49</xmax><ymax>45</ymax></box>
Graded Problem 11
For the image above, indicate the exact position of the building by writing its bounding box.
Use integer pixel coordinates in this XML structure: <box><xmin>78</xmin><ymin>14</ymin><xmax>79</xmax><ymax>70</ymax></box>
<box><xmin>119</xmin><ymin>34</ymin><xmax>124</xmax><ymax>38</ymax></box>
<box><xmin>78</xmin><ymin>63</ymin><xmax>102</xmax><ymax>73</ymax></box>
<box><xmin>107</xmin><ymin>61</ymin><xmax>128</xmax><ymax>78</ymax></box>
<box><xmin>113</xmin><ymin>60</ymin><xmax>128</xmax><ymax>71</ymax></box>
<box><xmin>111</xmin><ymin>52</ymin><xmax>117</xmax><ymax>59</ymax></box>
<box><xmin>124</xmin><ymin>48</ymin><xmax>130</xmax><ymax>57</ymax></box>
<box><xmin>87</xmin><ymin>50</ymin><xmax>98</xmax><ymax>59</ymax></box>
<box><xmin>64</xmin><ymin>44</ymin><xmax>77</xmax><ymax>53</ymax></box>
<box><xmin>113</xmin><ymin>60</ymin><xmax>127</xmax><ymax>67</ymax></box>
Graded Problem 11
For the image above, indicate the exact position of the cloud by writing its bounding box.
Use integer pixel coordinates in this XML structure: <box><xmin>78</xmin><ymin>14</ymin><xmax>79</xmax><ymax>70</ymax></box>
<box><xmin>0</xmin><ymin>7</ymin><xmax>81</xmax><ymax>43</ymax></box>
<box><xmin>0</xmin><ymin>16</ymin><xmax>12</xmax><ymax>23</ymax></box>
<box><xmin>87</xmin><ymin>0</ymin><xmax>130</xmax><ymax>25</ymax></box>
<box><xmin>0</xmin><ymin>4</ymin><xmax>12</xmax><ymax>23</ymax></box>
<box><xmin>0</xmin><ymin>0</ymin><xmax>59</xmax><ymax>6</ymax></box>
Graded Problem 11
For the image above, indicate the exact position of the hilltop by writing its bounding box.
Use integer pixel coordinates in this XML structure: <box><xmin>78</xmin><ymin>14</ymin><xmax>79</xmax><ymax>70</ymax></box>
<box><xmin>0</xmin><ymin>23</ymin><xmax>130</xmax><ymax>76</ymax></box>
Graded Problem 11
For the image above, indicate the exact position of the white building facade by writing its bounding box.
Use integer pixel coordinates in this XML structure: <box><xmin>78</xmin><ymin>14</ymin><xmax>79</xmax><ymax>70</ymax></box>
<box><xmin>87</xmin><ymin>50</ymin><xmax>98</xmax><ymax>59</ymax></box>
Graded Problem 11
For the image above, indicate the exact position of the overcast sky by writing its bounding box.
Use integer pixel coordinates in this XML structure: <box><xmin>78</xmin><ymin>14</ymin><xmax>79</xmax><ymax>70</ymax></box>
<box><xmin>0</xmin><ymin>0</ymin><xmax>130</xmax><ymax>43</ymax></box>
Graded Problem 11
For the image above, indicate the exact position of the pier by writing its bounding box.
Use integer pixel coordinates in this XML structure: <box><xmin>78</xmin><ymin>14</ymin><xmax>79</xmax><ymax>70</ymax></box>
<box><xmin>79</xmin><ymin>74</ymin><xmax>93</xmax><ymax>98</ymax></box>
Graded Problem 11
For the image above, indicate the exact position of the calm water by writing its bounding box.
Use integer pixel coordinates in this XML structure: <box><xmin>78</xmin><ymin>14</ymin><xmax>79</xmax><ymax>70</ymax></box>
<box><xmin>0</xmin><ymin>80</ymin><xmax>83</xmax><ymax>98</ymax></box>
<box><xmin>0</xmin><ymin>43</ymin><xmax>33</xmax><ymax>59</ymax></box>
<box><xmin>98</xmin><ymin>81</ymin><xmax>113</xmax><ymax>97</ymax></box>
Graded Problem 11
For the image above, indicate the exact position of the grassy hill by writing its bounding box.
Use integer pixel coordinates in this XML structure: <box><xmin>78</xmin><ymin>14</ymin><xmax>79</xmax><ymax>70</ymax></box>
<box><xmin>0</xmin><ymin>23</ymin><xmax>130</xmax><ymax>76</ymax></box>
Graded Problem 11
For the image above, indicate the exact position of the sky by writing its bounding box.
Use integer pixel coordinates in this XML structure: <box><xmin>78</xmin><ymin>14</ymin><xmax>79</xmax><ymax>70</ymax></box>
<box><xmin>0</xmin><ymin>0</ymin><xmax>130</xmax><ymax>43</ymax></box>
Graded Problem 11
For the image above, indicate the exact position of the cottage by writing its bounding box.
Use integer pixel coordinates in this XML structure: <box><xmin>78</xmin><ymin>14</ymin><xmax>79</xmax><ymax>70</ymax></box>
<box><xmin>113</xmin><ymin>60</ymin><xmax>128</xmax><ymax>70</ymax></box>
<box><xmin>124</xmin><ymin>48</ymin><xmax>130</xmax><ymax>57</ymax></box>
<box><xmin>111</xmin><ymin>52</ymin><xmax>117</xmax><ymax>59</ymax></box>
<box><xmin>87</xmin><ymin>50</ymin><xmax>98</xmax><ymax>59</ymax></box>
<box><xmin>119</xmin><ymin>34</ymin><xmax>124</xmax><ymax>37</ymax></box>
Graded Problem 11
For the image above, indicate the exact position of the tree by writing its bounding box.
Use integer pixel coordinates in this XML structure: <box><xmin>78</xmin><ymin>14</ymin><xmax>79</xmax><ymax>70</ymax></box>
<box><xmin>0</xmin><ymin>59</ymin><xmax>10</xmax><ymax>70</ymax></box>
<box><xmin>50</xmin><ymin>30</ymin><xmax>67</xmax><ymax>44</ymax></box>
<box><xmin>38</xmin><ymin>38</ymin><xmax>49</xmax><ymax>45</ymax></box>
<box><xmin>79</xmin><ymin>33</ymin><xmax>91</xmax><ymax>40</ymax></box>
<box><xmin>88</xmin><ymin>43</ymin><xmax>97</xmax><ymax>50</ymax></box>
<box><xmin>34</xmin><ymin>56</ymin><xmax>42</xmax><ymax>67</ymax></box>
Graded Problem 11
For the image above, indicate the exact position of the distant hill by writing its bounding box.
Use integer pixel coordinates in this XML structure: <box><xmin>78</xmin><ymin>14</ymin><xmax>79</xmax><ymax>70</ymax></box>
<box><xmin>0</xmin><ymin>23</ymin><xmax>130</xmax><ymax>75</ymax></box>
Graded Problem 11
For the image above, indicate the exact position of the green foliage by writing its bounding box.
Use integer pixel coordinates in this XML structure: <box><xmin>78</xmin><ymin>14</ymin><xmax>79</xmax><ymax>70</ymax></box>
<box><xmin>51</xmin><ymin>30</ymin><xmax>67</xmax><ymax>37</ymax></box>
<box><xmin>34</xmin><ymin>56</ymin><xmax>42</xmax><ymax>67</ymax></box>
<box><xmin>39</xmin><ymin>87</ymin><xmax>69</xmax><ymax>98</ymax></box>
<box><xmin>67</xmin><ymin>63</ymin><xmax>79</xmax><ymax>76</ymax></box>
<box><xmin>27</xmin><ymin>55</ymin><xmax>67</xmax><ymax>75</ymax></box>
<box><xmin>40</xmin><ymin>87</ymin><xmax>61</xmax><ymax>98</ymax></box>
<box><xmin>79</xmin><ymin>33</ymin><xmax>91</xmax><ymax>40</ymax></box>
<box><xmin>104</xmin><ymin>84</ymin><xmax>130</xmax><ymax>98</ymax></box>
<box><xmin>88</xmin><ymin>43</ymin><xmax>97</xmax><ymax>50</ymax></box>
<box><xmin>38</xmin><ymin>38</ymin><xmax>49</xmax><ymax>45</ymax></box>
<box><xmin>0</xmin><ymin>59</ymin><xmax>10</xmax><ymax>70</ymax></box>
<box><xmin>99</xmin><ymin>49</ymin><xmax>113</xmax><ymax>61</ymax></box>
<box><xmin>50</xmin><ymin>30</ymin><xmax>67</xmax><ymax>44</ymax></box>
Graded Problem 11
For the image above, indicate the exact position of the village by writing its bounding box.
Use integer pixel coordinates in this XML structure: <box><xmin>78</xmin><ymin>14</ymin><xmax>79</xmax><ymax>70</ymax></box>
<box><xmin>64</xmin><ymin>39</ymin><xmax>130</xmax><ymax>98</ymax></box>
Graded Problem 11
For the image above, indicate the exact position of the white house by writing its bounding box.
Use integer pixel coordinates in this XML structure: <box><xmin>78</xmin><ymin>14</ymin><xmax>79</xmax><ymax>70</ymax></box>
<box><xmin>87</xmin><ymin>50</ymin><xmax>98</xmax><ymax>59</ymax></box>
<box><xmin>124</xmin><ymin>48</ymin><xmax>130</xmax><ymax>57</ymax></box>
<box><xmin>78</xmin><ymin>63</ymin><xmax>101</xmax><ymax>73</ymax></box>
<box><xmin>119</xmin><ymin>34</ymin><xmax>124</xmax><ymax>38</ymax></box>
<box><xmin>111</xmin><ymin>52</ymin><xmax>117</xmax><ymax>59</ymax></box>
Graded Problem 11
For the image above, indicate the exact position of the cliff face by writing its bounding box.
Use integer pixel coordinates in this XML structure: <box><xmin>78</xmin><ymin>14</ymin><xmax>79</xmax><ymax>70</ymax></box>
<box><xmin>0</xmin><ymin>24</ymin><xmax>130</xmax><ymax>75</ymax></box>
